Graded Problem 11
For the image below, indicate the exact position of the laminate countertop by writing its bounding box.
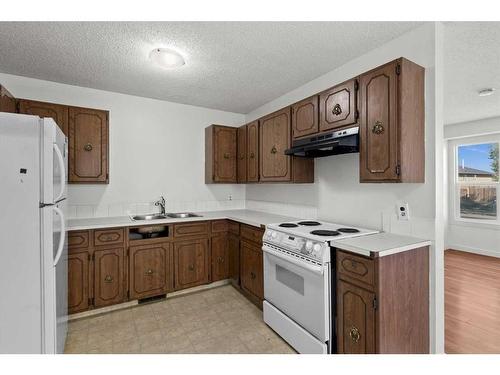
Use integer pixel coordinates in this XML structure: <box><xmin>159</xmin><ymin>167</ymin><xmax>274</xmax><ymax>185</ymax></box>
<box><xmin>67</xmin><ymin>209</ymin><xmax>299</xmax><ymax>231</ymax></box>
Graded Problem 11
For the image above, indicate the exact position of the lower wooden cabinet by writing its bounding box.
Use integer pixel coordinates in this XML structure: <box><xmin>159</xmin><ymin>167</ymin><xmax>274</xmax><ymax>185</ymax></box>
<box><xmin>211</xmin><ymin>235</ymin><xmax>229</xmax><ymax>282</ymax></box>
<box><xmin>228</xmin><ymin>232</ymin><xmax>240</xmax><ymax>287</ymax></box>
<box><xmin>129</xmin><ymin>242</ymin><xmax>173</xmax><ymax>300</ymax></box>
<box><xmin>174</xmin><ymin>238</ymin><xmax>209</xmax><ymax>290</ymax></box>
<box><xmin>240</xmin><ymin>240</ymin><xmax>263</xmax><ymax>301</ymax></box>
<box><xmin>93</xmin><ymin>247</ymin><xmax>125</xmax><ymax>308</ymax></box>
<box><xmin>68</xmin><ymin>251</ymin><xmax>90</xmax><ymax>314</ymax></box>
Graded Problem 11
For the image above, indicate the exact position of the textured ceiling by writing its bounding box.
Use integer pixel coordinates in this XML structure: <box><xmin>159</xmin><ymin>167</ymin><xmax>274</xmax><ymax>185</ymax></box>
<box><xmin>444</xmin><ymin>22</ymin><xmax>500</xmax><ymax>125</ymax></box>
<box><xmin>0</xmin><ymin>22</ymin><xmax>422</xmax><ymax>113</ymax></box>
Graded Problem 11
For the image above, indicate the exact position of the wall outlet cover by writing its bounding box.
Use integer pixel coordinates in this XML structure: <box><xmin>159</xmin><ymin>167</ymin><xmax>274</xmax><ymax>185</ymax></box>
<box><xmin>397</xmin><ymin>203</ymin><xmax>410</xmax><ymax>221</ymax></box>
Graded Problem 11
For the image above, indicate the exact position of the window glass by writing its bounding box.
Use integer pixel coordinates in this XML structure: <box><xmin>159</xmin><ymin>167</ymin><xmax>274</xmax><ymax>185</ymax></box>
<box><xmin>457</xmin><ymin>143</ymin><xmax>499</xmax><ymax>182</ymax></box>
<box><xmin>459</xmin><ymin>186</ymin><xmax>497</xmax><ymax>220</ymax></box>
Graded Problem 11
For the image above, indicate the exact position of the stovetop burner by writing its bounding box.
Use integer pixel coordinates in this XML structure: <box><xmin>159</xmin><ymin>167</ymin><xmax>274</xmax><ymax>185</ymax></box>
<box><xmin>279</xmin><ymin>223</ymin><xmax>299</xmax><ymax>228</ymax></box>
<box><xmin>310</xmin><ymin>230</ymin><xmax>341</xmax><ymax>236</ymax></box>
<box><xmin>337</xmin><ymin>228</ymin><xmax>360</xmax><ymax>233</ymax></box>
<box><xmin>298</xmin><ymin>221</ymin><xmax>321</xmax><ymax>226</ymax></box>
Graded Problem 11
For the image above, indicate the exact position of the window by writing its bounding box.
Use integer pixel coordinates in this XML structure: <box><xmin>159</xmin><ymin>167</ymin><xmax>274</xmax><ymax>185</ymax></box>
<box><xmin>453</xmin><ymin>138</ymin><xmax>499</xmax><ymax>223</ymax></box>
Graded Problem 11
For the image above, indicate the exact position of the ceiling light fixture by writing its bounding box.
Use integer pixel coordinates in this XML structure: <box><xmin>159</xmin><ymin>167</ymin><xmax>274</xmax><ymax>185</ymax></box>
<box><xmin>149</xmin><ymin>48</ymin><xmax>185</xmax><ymax>69</ymax></box>
<box><xmin>478</xmin><ymin>88</ymin><xmax>496</xmax><ymax>97</ymax></box>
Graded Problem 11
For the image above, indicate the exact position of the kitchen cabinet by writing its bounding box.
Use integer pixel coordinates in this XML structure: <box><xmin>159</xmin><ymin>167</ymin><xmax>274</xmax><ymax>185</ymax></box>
<box><xmin>68</xmin><ymin>251</ymin><xmax>90</xmax><ymax>314</ymax></box>
<box><xmin>240</xmin><ymin>240</ymin><xmax>263</xmax><ymax>302</ymax></box>
<box><xmin>292</xmin><ymin>95</ymin><xmax>319</xmax><ymax>139</ymax></box>
<box><xmin>211</xmin><ymin>234</ymin><xmax>229</xmax><ymax>282</ymax></box>
<box><xmin>205</xmin><ymin>124</ymin><xmax>237</xmax><ymax>183</ymax></box>
<box><xmin>18</xmin><ymin>99</ymin><xmax>69</xmax><ymax>136</ymax></box>
<box><xmin>93</xmin><ymin>247</ymin><xmax>125</xmax><ymax>308</ymax></box>
<box><xmin>174</xmin><ymin>238</ymin><xmax>209</xmax><ymax>290</ymax></box>
<box><xmin>129</xmin><ymin>242</ymin><xmax>173</xmax><ymax>300</ymax></box>
<box><xmin>319</xmin><ymin>79</ymin><xmax>358</xmax><ymax>132</ymax></box>
<box><xmin>246</xmin><ymin>121</ymin><xmax>259</xmax><ymax>182</ymax></box>
<box><xmin>68</xmin><ymin>106</ymin><xmax>109</xmax><ymax>184</ymax></box>
<box><xmin>336</xmin><ymin>246</ymin><xmax>429</xmax><ymax>354</ymax></box>
<box><xmin>359</xmin><ymin>58</ymin><xmax>424</xmax><ymax>182</ymax></box>
<box><xmin>228</xmin><ymin>232</ymin><xmax>240</xmax><ymax>287</ymax></box>
<box><xmin>0</xmin><ymin>84</ymin><xmax>17</xmax><ymax>113</ymax></box>
<box><xmin>237</xmin><ymin>124</ymin><xmax>247</xmax><ymax>183</ymax></box>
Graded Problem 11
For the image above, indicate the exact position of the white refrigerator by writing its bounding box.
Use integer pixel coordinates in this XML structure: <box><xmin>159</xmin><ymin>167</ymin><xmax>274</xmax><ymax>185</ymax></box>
<box><xmin>0</xmin><ymin>112</ymin><xmax>68</xmax><ymax>354</ymax></box>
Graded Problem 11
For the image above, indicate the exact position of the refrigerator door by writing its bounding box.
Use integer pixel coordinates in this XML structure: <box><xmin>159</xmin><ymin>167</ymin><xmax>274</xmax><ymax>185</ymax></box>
<box><xmin>41</xmin><ymin>118</ymin><xmax>67</xmax><ymax>204</ymax></box>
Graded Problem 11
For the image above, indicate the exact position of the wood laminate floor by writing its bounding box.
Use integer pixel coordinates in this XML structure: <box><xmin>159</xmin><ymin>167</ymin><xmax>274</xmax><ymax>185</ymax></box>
<box><xmin>445</xmin><ymin>250</ymin><xmax>500</xmax><ymax>353</ymax></box>
<box><xmin>65</xmin><ymin>285</ymin><xmax>295</xmax><ymax>354</ymax></box>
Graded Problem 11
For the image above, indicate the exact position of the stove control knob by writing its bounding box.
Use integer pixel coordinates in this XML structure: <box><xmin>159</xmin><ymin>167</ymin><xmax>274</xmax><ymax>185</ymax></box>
<box><xmin>312</xmin><ymin>243</ymin><xmax>322</xmax><ymax>257</ymax></box>
<box><xmin>271</xmin><ymin>231</ymin><xmax>278</xmax><ymax>239</ymax></box>
<box><xmin>304</xmin><ymin>241</ymin><xmax>313</xmax><ymax>254</ymax></box>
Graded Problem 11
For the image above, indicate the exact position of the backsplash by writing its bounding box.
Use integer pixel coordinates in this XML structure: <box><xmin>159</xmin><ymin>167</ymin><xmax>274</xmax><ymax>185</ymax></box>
<box><xmin>245</xmin><ymin>200</ymin><xmax>318</xmax><ymax>219</ymax></box>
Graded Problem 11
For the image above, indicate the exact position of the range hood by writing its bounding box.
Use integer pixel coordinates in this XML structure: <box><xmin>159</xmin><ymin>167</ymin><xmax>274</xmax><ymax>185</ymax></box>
<box><xmin>285</xmin><ymin>127</ymin><xmax>359</xmax><ymax>158</ymax></box>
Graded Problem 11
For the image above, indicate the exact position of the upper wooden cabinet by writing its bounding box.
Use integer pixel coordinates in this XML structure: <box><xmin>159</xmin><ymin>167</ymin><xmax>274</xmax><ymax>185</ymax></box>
<box><xmin>18</xmin><ymin>99</ymin><xmax>69</xmax><ymax>136</ymax></box>
<box><xmin>319</xmin><ymin>79</ymin><xmax>358</xmax><ymax>132</ymax></box>
<box><xmin>237</xmin><ymin>124</ymin><xmax>247</xmax><ymax>183</ymax></box>
<box><xmin>246</xmin><ymin>121</ymin><xmax>259</xmax><ymax>182</ymax></box>
<box><xmin>359</xmin><ymin>58</ymin><xmax>424</xmax><ymax>182</ymax></box>
<box><xmin>0</xmin><ymin>84</ymin><xmax>16</xmax><ymax>113</ymax></box>
<box><xmin>205</xmin><ymin>125</ymin><xmax>237</xmax><ymax>183</ymax></box>
<box><xmin>259</xmin><ymin>108</ymin><xmax>292</xmax><ymax>182</ymax></box>
<box><xmin>69</xmin><ymin>106</ymin><xmax>109</xmax><ymax>184</ymax></box>
<box><xmin>292</xmin><ymin>96</ymin><xmax>319</xmax><ymax>139</ymax></box>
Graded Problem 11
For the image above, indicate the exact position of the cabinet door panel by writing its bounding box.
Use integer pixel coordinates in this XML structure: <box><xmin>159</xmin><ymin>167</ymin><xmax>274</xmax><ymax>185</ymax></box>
<box><xmin>0</xmin><ymin>85</ymin><xmax>16</xmax><ymax>113</ymax></box>
<box><xmin>211</xmin><ymin>235</ymin><xmax>229</xmax><ymax>282</ymax></box>
<box><xmin>68</xmin><ymin>252</ymin><xmax>89</xmax><ymax>314</ymax></box>
<box><xmin>237</xmin><ymin>125</ymin><xmax>247</xmax><ymax>182</ymax></box>
<box><xmin>129</xmin><ymin>242</ymin><xmax>173</xmax><ymax>300</ymax></box>
<box><xmin>246</xmin><ymin>121</ymin><xmax>259</xmax><ymax>182</ymax></box>
<box><xmin>18</xmin><ymin>99</ymin><xmax>69</xmax><ymax>136</ymax></box>
<box><xmin>292</xmin><ymin>96</ymin><xmax>319</xmax><ymax>139</ymax></box>
<box><xmin>68</xmin><ymin>107</ymin><xmax>108</xmax><ymax>183</ymax></box>
<box><xmin>228</xmin><ymin>233</ymin><xmax>240</xmax><ymax>287</ymax></box>
<box><xmin>259</xmin><ymin>108</ymin><xmax>291</xmax><ymax>182</ymax></box>
<box><xmin>93</xmin><ymin>247</ymin><xmax>124</xmax><ymax>308</ymax></box>
<box><xmin>337</xmin><ymin>280</ymin><xmax>375</xmax><ymax>354</ymax></box>
<box><xmin>240</xmin><ymin>240</ymin><xmax>263</xmax><ymax>300</ymax></box>
<box><xmin>214</xmin><ymin>126</ymin><xmax>237</xmax><ymax>182</ymax></box>
<box><xmin>319</xmin><ymin>79</ymin><xmax>357</xmax><ymax>132</ymax></box>
<box><xmin>174</xmin><ymin>239</ymin><xmax>209</xmax><ymax>290</ymax></box>
<box><xmin>359</xmin><ymin>62</ymin><xmax>399</xmax><ymax>181</ymax></box>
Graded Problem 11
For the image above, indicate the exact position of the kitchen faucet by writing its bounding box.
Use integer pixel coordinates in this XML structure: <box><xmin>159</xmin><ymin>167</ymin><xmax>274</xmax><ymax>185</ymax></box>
<box><xmin>155</xmin><ymin>196</ymin><xmax>166</xmax><ymax>216</ymax></box>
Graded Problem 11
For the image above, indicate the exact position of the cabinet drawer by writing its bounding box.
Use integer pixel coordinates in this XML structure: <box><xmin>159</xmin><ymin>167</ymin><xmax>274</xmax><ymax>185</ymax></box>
<box><xmin>68</xmin><ymin>230</ymin><xmax>90</xmax><ymax>251</ymax></box>
<box><xmin>173</xmin><ymin>221</ymin><xmax>209</xmax><ymax>238</ymax></box>
<box><xmin>228</xmin><ymin>221</ymin><xmax>240</xmax><ymax>235</ymax></box>
<box><xmin>337</xmin><ymin>250</ymin><xmax>375</xmax><ymax>288</ymax></box>
<box><xmin>211</xmin><ymin>220</ymin><xmax>228</xmax><ymax>234</ymax></box>
<box><xmin>240</xmin><ymin>224</ymin><xmax>263</xmax><ymax>245</ymax></box>
<box><xmin>93</xmin><ymin>228</ymin><xmax>124</xmax><ymax>246</ymax></box>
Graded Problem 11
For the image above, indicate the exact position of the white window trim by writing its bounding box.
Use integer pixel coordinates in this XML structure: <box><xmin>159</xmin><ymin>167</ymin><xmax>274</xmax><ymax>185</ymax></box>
<box><xmin>448</xmin><ymin>134</ymin><xmax>500</xmax><ymax>228</ymax></box>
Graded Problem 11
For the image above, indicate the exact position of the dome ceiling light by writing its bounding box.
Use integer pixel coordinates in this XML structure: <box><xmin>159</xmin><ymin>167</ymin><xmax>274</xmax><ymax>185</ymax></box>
<box><xmin>149</xmin><ymin>48</ymin><xmax>185</xmax><ymax>69</ymax></box>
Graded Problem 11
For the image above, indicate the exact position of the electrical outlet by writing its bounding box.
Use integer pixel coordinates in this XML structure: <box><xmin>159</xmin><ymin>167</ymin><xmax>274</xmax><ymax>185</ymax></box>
<box><xmin>397</xmin><ymin>203</ymin><xmax>410</xmax><ymax>221</ymax></box>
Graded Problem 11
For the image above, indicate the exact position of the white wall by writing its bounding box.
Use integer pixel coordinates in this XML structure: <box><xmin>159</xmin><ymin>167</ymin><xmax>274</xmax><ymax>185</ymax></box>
<box><xmin>245</xmin><ymin>23</ymin><xmax>444</xmax><ymax>352</ymax></box>
<box><xmin>445</xmin><ymin>117</ymin><xmax>500</xmax><ymax>257</ymax></box>
<box><xmin>0</xmin><ymin>73</ymin><xmax>246</xmax><ymax>218</ymax></box>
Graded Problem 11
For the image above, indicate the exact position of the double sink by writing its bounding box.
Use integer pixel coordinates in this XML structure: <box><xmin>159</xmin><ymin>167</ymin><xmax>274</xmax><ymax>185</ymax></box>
<box><xmin>131</xmin><ymin>212</ymin><xmax>202</xmax><ymax>221</ymax></box>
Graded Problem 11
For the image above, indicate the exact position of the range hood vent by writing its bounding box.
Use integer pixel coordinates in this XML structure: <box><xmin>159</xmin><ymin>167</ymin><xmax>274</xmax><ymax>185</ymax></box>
<box><xmin>285</xmin><ymin>127</ymin><xmax>359</xmax><ymax>158</ymax></box>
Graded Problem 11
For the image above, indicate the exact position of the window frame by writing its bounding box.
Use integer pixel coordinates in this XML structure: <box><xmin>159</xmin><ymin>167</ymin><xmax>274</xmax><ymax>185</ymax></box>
<box><xmin>449</xmin><ymin>134</ymin><xmax>500</xmax><ymax>227</ymax></box>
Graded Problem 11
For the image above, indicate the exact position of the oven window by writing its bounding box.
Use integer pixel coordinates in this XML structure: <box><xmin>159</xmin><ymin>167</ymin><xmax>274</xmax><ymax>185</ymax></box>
<box><xmin>276</xmin><ymin>264</ymin><xmax>304</xmax><ymax>295</ymax></box>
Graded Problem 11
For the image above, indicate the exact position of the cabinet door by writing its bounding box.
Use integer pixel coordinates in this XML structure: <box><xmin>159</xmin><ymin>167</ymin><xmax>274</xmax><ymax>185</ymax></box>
<box><xmin>68</xmin><ymin>106</ymin><xmax>109</xmax><ymax>183</ymax></box>
<box><xmin>213</xmin><ymin>126</ymin><xmax>237</xmax><ymax>182</ymax></box>
<box><xmin>0</xmin><ymin>85</ymin><xmax>17</xmax><ymax>113</ymax></box>
<box><xmin>93</xmin><ymin>247</ymin><xmax>124</xmax><ymax>308</ymax></box>
<box><xmin>68</xmin><ymin>252</ymin><xmax>89</xmax><ymax>314</ymax></box>
<box><xmin>211</xmin><ymin>235</ymin><xmax>229</xmax><ymax>282</ymax></box>
<box><xmin>18</xmin><ymin>99</ymin><xmax>69</xmax><ymax>136</ymax></box>
<box><xmin>292</xmin><ymin>96</ymin><xmax>319</xmax><ymax>139</ymax></box>
<box><xmin>259</xmin><ymin>108</ymin><xmax>291</xmax><ymax>182</ymax></box>
<box><xmin>129</xmin><ymin>242</ymin><xmax>173</xmax><ymax>300</ymax></box>
<box><xmin>237</xmin><ymin>124</ymin><xmax>247</xmax><ymax>183</ymax></box>
<box><xmin>337</xmin><ymin>280</ymin><xmax>376</xmax><ymax>354</ymax></box>
<box><xmin>319</xmin><ymin>79</ymin><xmax>358</xmax><ymax>132</ymax></box>
<box><xmin>359</xmin><ymin>62</ymin><xmax>399</xmax><ymax>181</ymax></box>
<box><xmin>228</xmin><ymin>233</ymin><xmax>240</xmax><ymax>287</ymax></box>
<box><xmin>174</xmin><ymin>239</ymin><xmax>209</xmax><ymax>290</ymax></box>
<box><xmin>246</xmin><ymin>121</ymin><xmax>259</xmax><ymax>182</ymax></box>
<box><xmin>240</xmin><ymin>240</ymin><xmax>263</xmax><ymax>300</ymax></box>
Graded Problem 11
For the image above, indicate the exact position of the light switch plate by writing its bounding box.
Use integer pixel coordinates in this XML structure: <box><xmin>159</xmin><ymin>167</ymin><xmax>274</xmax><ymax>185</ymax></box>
<box><xmin>397</xmin><ymin>203</ymin><xmax>410</xmax><ymax>221</ymax></box>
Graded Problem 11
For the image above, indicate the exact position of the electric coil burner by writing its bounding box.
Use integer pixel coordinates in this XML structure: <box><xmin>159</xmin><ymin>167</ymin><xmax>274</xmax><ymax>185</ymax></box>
<box><xmin>310</xmin><ymin>230</ymin><xmax>340</xmax><ymax>236</ymax></box>
<box><xmin>279</xmin><ymin>223</ymin><xmax>299</xmax><ymax>228</ymax></box>
<box><xmin>298</xmin><ymin>221</ymin><xmax>321</xmax><ymax>226</ymax></box>
<box><xmin>337</xmin><ymin>228</ymin><xmax>360</xmax><ymax>233</ymax></box>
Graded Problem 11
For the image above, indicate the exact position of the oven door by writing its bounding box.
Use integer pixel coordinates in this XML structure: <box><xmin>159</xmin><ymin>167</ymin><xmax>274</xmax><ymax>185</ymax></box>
<box><xmin>263</xmin><ymin>244</ymin><xmax>330</xmax><ymax>342</ymax></box>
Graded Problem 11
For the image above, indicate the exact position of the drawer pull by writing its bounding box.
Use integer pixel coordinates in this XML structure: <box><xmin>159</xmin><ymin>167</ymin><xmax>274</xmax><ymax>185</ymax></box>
<box><xmin>104</xmin><ymin>275</ymin><xmax>113</xmax><ymax>283</ymax></box>
<box><xmin>249</xmin><ymin>152</ymin><xmax>255</xmax><ymax>159</ymax></box>
<box><xmin>145</xmin><ymin>269</ymin><xmax>154</xmax><ymax>276</ymax></box>
<box><xmin>372</xmin><ymin>121</ymin><xmax>384</xmax><ymax>135</ymax></box>
<box><xmin>332</xmin><ymin>103</ymin><xmax>342</xmax><ymax>116</ymax></box>
<box><xmin>270</xmin><ymin>146</ymin><xmax>277</xmax><ymax>154</ymax></box>
<box><xmin>217</xmin><ymin>256</ymin><xmax>224</xmax><ymax>263</ymax></box>
<box><xmin>250</xmin><ymin>271</ymin><xmax>256</xmax><ymax>280</ymax></box>
<box><xmin>223</xmin><ymin>153</ymin><xmax>230</xmax><ymax>159</ymax></box>
<box><xmin>84</xmin><ymin>143</ymin><xmax>93</xmax><ymax>152</ymax></box>
<box><xmin>188</xmin><ymin>265</ymin><xmax>195</xmax><ymax>271</ymax></box>
<box><xmin>349</xmin><ymin>326</ymin><xmax>361</xmax><ymax>343</ymax></box>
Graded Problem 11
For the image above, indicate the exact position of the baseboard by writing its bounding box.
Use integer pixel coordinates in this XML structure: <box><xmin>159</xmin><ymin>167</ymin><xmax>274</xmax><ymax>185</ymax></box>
<box><xmin>445</xmin><ymin>245</ymin><xmax>500</xmax><ymax>259</ymax></box>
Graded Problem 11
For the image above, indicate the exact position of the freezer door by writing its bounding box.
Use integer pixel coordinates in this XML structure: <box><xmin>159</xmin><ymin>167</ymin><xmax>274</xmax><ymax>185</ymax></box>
<box><xmin>41</xmin><ymin>118</ymin><xmax>67</xmax><ymax>204</ymax></box>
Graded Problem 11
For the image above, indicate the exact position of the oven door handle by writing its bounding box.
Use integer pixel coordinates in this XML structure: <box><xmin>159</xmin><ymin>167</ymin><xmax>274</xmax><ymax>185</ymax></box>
<box><xmin>262</xmin><ymin>245</ymin><xmax>324</xmax><ymax>275</ymax></box>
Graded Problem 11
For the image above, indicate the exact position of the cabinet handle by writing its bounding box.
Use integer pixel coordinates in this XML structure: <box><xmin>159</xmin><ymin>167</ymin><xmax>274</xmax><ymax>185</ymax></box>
<box><xmin>332</xmin><ymin>103</ymin><xmax>342</xmax><ymax>116</ymax></box>
<box><xmin>372</xmin><ymin>121</ymin><xmax>384</xmax><ymax>135</ymax></box>
<box><xmin>145</xmin><ymin>269</ymin><xmax>154</xmax><ymax>276</ymax></box>
<box><xmin>239</xmin><ymin>154</ymin><xmax>245</xmax><ymax>160</ymax></box>
<box><xmin>250</xmin><ymin>271</ymin><xmax>256</xmax><ymax>279</ymax></box>
<box><xmin>104</xmin><ymin>275</ymin><xmax>113</xmax><ymax>283</ymax></box>
<box><xmin>270</xmin><ymin>146</ymin><xmax>277</xmax><ymax>154</ymax></box>
<box><xmin>188</xmin><ymin>265</ymin><xmax>195</xmax><ymax>271</ymax></box>
<box><xmin>350</xmin><ymin>260</ymin><xmax>357</xmax><ymax>269</ymax></box>
<box><xmin>84</xmin><ymin>143</ymin><xmax>93</xmax><ymax>152</ymax></box>
<box><xmin>249</xmin><ymin>152</ymin><xmax>255</xmax><ymax>159</ymax></box>
<box><xmin>223</xmin><ymin>153</ymin><xmax>230</xmax><ymax>159</ymax></box>
<box><xmin>218</xmin><ymin>256</ymin><xmax>224</xmax><ymax>263</ymax></box>
<box><xmin>349</xmin><ymin>326</ymin><xmax>361</xmax><ymax>343</ymax></box>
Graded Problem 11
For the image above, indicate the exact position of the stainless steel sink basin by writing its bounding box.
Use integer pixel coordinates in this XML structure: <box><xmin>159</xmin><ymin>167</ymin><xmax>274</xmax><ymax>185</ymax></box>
<box><xmin>131</xmin><ymin>214</ymin><xmax>167</xmax><ymax>221</ymax></box>
<box><xmin>166</xmin><ymin>212</ymin><xmax>201</xmax><ymax>218</ymax></box>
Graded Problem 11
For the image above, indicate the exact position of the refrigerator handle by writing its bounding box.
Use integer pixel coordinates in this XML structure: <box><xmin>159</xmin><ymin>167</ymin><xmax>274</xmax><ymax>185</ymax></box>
<box><xmin>53</xmin><ymin>206</ymin><xmax>66</xmax><ymax>267</ymax></box>
<box><xmin>53</xmin><ymin>143</ymin><xmax>66</xmax><ymax>202</ymax></box>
